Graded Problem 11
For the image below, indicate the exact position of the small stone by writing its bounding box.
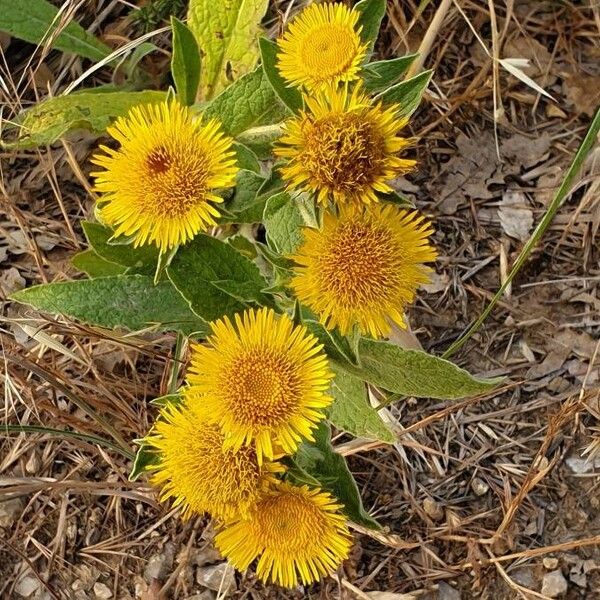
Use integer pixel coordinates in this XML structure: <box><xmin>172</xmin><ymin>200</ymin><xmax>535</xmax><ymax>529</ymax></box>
<box><xmin>0</xmin><ymin>497</ymin><xmax>23</xmax><ymax>527</ymax></box>
<box><xmin>438</xmin><ymin>581</ymin><xmax>461</xmax><ymax>600</ymax></box>
<box><xmin>511</xmin><ymin>567</ymin><xmax>536</xmax><ymax>588</ymax></box>
<box><xmin>471</xmin><ymin>477</ymin><xmax>489</xmax><ymax>496</ymax></box>
<box><xmin>196</xmin><ymin>563</ymin><xmax>236</xmax><ymax>594</ymax></box>
<box><xmin>542</xmin><ymin>570</ymin><xmax>568</xmax><ymax>598</ymax></box>
<box><xmin>184</xmin><ymin>593</ymin><xmax>216</xmax><ymax>600</ymax></box>
<box><xmin>423</xmin><ymin>498</ymin><xmax>444</xmax><ymax>521</ymax></box>
<box><xmin>192</xmin><ymin>546</ymin><xmax>222</xmax><ymax>567</ymax></box>
<box><xmin>93</xmin><ymin>583</ymin><xmax>112</xmax><ymax>599</ymax></box>
<box><xmin>543</xmin><ymin>557</ymin><xmax>559</xmax><ymax>570</ymax></box>
<box><xmin>143</xmin><ymin>544</ymin><xmax>175</xmax><ymax>583</ymax></box>
<box><xmin>25</xmin><ymin>451</ymin><xmax>40</xmax><ymax>475</ymax></box>
<box><xmin>15</xmin><ymin>576</ymin><xmax>40</xmax><ymax>598</ymax></box>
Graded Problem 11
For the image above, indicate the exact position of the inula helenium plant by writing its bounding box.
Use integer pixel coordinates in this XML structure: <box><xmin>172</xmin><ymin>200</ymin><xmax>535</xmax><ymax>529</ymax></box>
<box><xmin>9</xmin><ymin>0</ymin><xmax>501</xmax><ymax>589</ymax></box>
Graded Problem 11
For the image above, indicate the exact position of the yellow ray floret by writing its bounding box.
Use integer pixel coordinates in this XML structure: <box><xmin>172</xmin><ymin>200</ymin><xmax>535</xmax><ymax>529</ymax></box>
<box><xmin>143</xmin><ymin>400</ymin><xmax>281</xmax><ymax>520</ymax></box>
<box><xmin>185</xmin><ymin>307</ymin><xmax>333</xmax><ymax>464</ymax></box>
<box><xmin>91</xmin><ymin>100</ymin><xmax>238</xmax><ymax>252</ymax></box>
<box><xmin>290</xmin><ymin>204</ymin><xmax>438</xmax><ymax>339</ymax></box>
<box><xmin>277</xmin><ymin>2</ymin><xmax>368</xmax><ymax>91</ymax></box>
<box><xmin>275</xmin><ymin>84</ymin><xmax>415</xmax><ymax>206</ymax></box>
<box><xmin>215</xmin><ymin>482</ymin><xmax>352</xmax><ymax>588</ymax></box>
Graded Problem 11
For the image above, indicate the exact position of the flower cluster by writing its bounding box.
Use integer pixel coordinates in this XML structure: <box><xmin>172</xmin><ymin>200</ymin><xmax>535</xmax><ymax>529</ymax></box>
<box><xmin>90</xmin><ymin>1</ymin><xmax>439</xmax><ymax>590</ymax></box>
<box><xmin>144</xmin><ymin>308</ymin><xmax>353</xmax><ymax>588</ymax></box>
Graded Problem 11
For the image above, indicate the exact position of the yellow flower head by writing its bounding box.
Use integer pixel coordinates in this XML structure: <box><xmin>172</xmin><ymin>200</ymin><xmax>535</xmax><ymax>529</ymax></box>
<box><xmin>91</xmin><ymin>100</ymin><xmax>238</xmax><ymax>252</ymax></box>
<box><xmin>277</xmin><ymin>2</ymin><xmax>368</xmax><ymax>91</ymax></box>
<box><xmin>185</xmin><ymin>308</ymin><xmax>333</xmax><ymax>464</ymax></box>
<box><xmin>275</xmin><ymin>84</ymin><xmax>415</xmax><ymax>206</ymax></box>
<box><xmin>144</xmin><ymin>401</ymin><xmax>281</xmax><ymax>520</ymax></box>
<box><xmin>215</xmin><ymin>482</ymin><xmax>352</xmax><ymax>588</ymax></box>
<box><xmin>290</xmin><ymin>204</ymin><xmax>438</xmax><ymax>339</ymax></box>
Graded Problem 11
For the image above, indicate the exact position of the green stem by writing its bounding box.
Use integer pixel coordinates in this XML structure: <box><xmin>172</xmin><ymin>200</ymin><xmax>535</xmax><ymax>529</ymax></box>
<box><xmin>443</xmin><ymin>108</ymin><xmax>600</xmax><ymax>359</ymax></box>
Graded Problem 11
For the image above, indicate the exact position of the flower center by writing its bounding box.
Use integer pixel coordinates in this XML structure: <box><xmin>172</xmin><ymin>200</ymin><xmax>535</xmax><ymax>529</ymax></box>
<box><xmin>146</xmin><ymin>146</ymin><xmax>172</xmax><ymax>174</ymax></box>
<box><xmin>302</xmin><ymin>113</ymin><xmax>385</xmax><ymax>193</ymax></box>
<box><xmin>225</xmin><ymin>350</ymin><xmax>302</xmax><ymax>427</ymax></box>
<box><xmin>140</xmin><ymin>144</ymin><xmax>210</xmax><ymax>218</ymax></box>
<box><xmin>300</xmin><ymin>25</ymin><xmax>357</xmax><ymax>78</ymax></box>
<box><xmin>257</xmin><ymin>492</ymin><xmax>328</xmax><ymax>553</ymax></box>
<box><xmin>319</xmin><ymin>221</ymin><xmax>398</xmax><ymax>308</ymax></box>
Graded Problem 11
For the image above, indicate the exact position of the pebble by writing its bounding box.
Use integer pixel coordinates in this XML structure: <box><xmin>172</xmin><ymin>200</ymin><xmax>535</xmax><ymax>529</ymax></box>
<box><xmin>471</xmin><ymin>477</ymin><xmax>489</xmax><ymax>496</ymax></box>
<box><xmin>438</xmin><ymin>581</ymin><xmax>461</xmax><ymax>600</ymax></box>
<box><xmin>541</xmin><ymin>570</ymin><xmax>568</xmax><ymax>598</ymax></box>
<box><xmin>0</xmin><ymin>497</ymin><xmax>23</xmax><ymax>527</ymax></box>
<box><xmin>543</xmin><ymin>557</ymin><xmax>559</xmax><ymax>570</ymax></box>
<box><xmin>423</xmin><ymin>498</ymin><xmax>444</xmax><ymax>521</ymax></box>
<box><xmin>196</xmin><ymin>563</ymin><xmax>236</xmax><ymax>594</ymax></box>
<box><xmin>193</xmin><ymin>546</ymin><xmax>222</xmax><ymax>567</ymax></box>
<box><xmin>93</xmin><ymin>582</ymin><xmax>113</xmax><ymax>599</ymax></box>
<box><xmin>15</xmin><ymin>576</ymin><xmax>40</xmax><ymax>598</ymax></box>
<box><xmin>143</xmin><ymin>544</ymin><xmax>175</xmax><ymax>583</ymax></box>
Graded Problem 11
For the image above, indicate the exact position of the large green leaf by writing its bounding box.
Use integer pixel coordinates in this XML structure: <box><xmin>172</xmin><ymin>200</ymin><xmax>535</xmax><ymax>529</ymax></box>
<box><xmin>71</xmin><ymin>250</ymin><xmax>126</xmax><ymax>278</ymax></box>
<box><xmin>338</xmin><ymin>338</ymin><xmax>501</xmax><ymax>399</ymax></box>
<box><xmin>363</xmin><ymin>55</ymin><xmax>418</xmax><ymax>94</ymax></box>
<box><xmin>258</xmin><ymin>37</ymin><xmax>303</xmax><ymax>113</ymax></box>
<box><xmin>82</xmin><ymin>222</ymin><xmax>159</xmax><ymax>271</ymax></box>
<box><xmin>375</xmin><ymin>70</ymin><xmax>433</xmax><ymax>117</ymax></box>
<box><xmin>263</xmin><ymin>192</ymin><xmax>317</xmax><ymax>255</ymax></box>
<box><xmin>188</xmin><ymin>0</ymin><xmax>269</xmax><ymax>100</ymax></box>
<box><xmin>354</xmin><ymin>0</ymin><xmax>386</xmax><ymax>50</ymax></box>
<box><xmin>201</xmin><ymin>67</ymin><xmax>289</xmax><ymax>137</ymax></box>
<box><xmin>167</xmin><ymin>234</ymin><xmax>270</xmax><ymax>322</ymax></box>
<box><xmin>0</xmin><ymin>0</ymin><xmax>111</xmax><ymax>61</ymax></box>
<box><xmin>328</xmin><ymin>364</ymin><xmax>395</xmax><ymax>443</ymax></box>
<box><xmin>2</xmin><ymin>90</ymin><xmax>166</xmax><ymax>148</ymax></box>
<box><xmin>171</xmin><ymin>17</ymin><xmax>201</xmax><ymax>106</ymax></box>
<box><xmin>11</xmin><ymin>275</ymin><xmax>207</xmax><ymax>335</ymax></box>
<box><xmin>129</xmin><ymin>442</ymin><xmax>159</xmax><ymax>481</ymax></box>
<box><xmin>294</xmin><ymin>422</ymin><xmax>380</xmax><ymax>529</ymax></box>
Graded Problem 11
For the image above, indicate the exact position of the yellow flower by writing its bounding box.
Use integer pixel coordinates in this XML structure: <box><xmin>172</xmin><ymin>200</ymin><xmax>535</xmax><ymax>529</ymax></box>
<box><xmin>144</xmin><ymin>400</ymin><xmax>281</xmax><ymax>520</ymax></box>
<box><xmin>290</xmin><ymin>204</ymin><xmax>438</xmax><ymax>339</ymax></box>
<box><xmin>185</xmin><ymin>308</ymin><xmax>333</xmax><ymax>464</ymax></box>
<box><xmin>91</xmin><ymin>100</ymin><xmax>238</xmax><ymax>253</ymax></box>
<box><xmin>277</xmin><ymin>2</ymin><xmax>367</xmax><ymax>91</ymax></box>
<box><xmin>215</xmin><ymin>482</ymin><xmax>352</xmax><ymax>588</ymax></box>
<box><xmin>275</xmin><ymin>84</ymin><xmax>415</xmax><ymax>206</ymax></box>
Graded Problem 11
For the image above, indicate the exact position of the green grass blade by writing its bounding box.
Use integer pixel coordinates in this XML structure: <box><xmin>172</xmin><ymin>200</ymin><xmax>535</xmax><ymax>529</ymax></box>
<box><xmin>443</xmin><ymin>108</ymin><xmax>600</xmax><ymax>359</ymax></box>
<box><xmin>2</xmin><ymin>425</ymin><xmax>134</xmax><ymax>460</ymax></box>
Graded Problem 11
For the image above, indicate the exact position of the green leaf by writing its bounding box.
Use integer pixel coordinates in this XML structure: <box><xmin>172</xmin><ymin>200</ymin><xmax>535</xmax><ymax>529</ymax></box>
<box><xmin>11</xmin><ymin>275</ymin><xmax>207</xmax><ymax>335</ymax></box>
<box><xmin>222</xmin><ymin>170</ymin><xmax>267</xmax><ymax>223</ymax></box>
<box><xmin>149</xmin><ymin>393</ymin><xmax>183</xmax><ymax>407</ymax></box>
<box><xmin>167</xmin><ymin>234</ymin><xmax>270</xmax><ymax>322</ymax></box>
<box><xmin>129</xmin><ymin>442</ymin><xmax>159</xmax><ymax>481</ymax></box>
<box><xmin>171</xmin><ymin>16</ymin><xmax>201</xmax><ymax>106</ymax></box>
<box><xmin>354</xmin><ymin>0</ymin><xmax>386</xmax><ymax>50</ymax></box>
<box><xmin>375</xmin><ymin>70</ymin><xmax>433</xmax><ymax>117</ymax></box>
<box><xmin>303</xmin><ymin>319</ymin><xmax>356</xmax><ymax>365</ymax></box>
<box><xmin>201</xmin><ymin>67</ymin><xmax>289</xmax><ymax>137</ymax></box>
<box><xmin>188</xmin><ymin>0</ymin><xmax>269</xmax><ymax>100</ymax></box>
<box><xmin>295</xmin><ymin>421</ymin><xmax>381</xmax><ymax>529</ymax></box>
<box><xmin>328</xmin><ymin>363</ymin><xmax>395</xmax><ymax>443</ymax></box>
<box><xmin>71</xmin><ymin>249</ymin><xmax>126</xmax><ymax>278</ymax></box>
<box><xmin>338</xmin><ymin>338</ymin><xmax>501</xmax><ymax>399</ymax></box>
<box><xmin>82</xmin><ymin>222</ymin><xmax>159</xmax><ymax>271</ymax></box>
<box><xmin>263</xmin><ymin>192</ymin><xmax>315</xmax><ymax>255</ymax></box>
<box><xmin>3</xmin><ymin>90</ymin><xmax>166</xmax><ymax>149</ymax></box>
<box><xmin>363</xmin><ymin>55</ymin><xmax>418</xmax><ymax>94</ymax></box>
<box><xmin>258</xmin><ymin>37</ymin><xmax>303</xmax><ymax>113</ymax></box>
<box><xmin>234</xmin><ymin>143</ymin><xmax>261</xmax><ymax>173</ymax></box>
<box><xmin>0</xmin><ymin>0</ymin><xmax>111</xmax><ymax>61</ymax></box>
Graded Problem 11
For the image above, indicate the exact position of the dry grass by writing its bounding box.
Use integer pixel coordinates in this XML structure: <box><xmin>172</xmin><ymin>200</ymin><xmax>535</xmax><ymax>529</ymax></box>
<box><xmin>1</xmin><ymin>1</ymin><xmax>599</xmax><ymax>598</ymax></box>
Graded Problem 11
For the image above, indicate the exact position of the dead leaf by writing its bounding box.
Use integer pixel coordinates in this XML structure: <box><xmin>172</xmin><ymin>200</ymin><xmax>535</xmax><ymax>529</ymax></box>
<box><xmin>563</xmin><ymin>73</ymin><xmax>600</xmax><ymax>117</ymax></box>
<box><xmin>498</xmin><ymin>190</ymin><xmax>534</xmax><ymax>241</ymax></box>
